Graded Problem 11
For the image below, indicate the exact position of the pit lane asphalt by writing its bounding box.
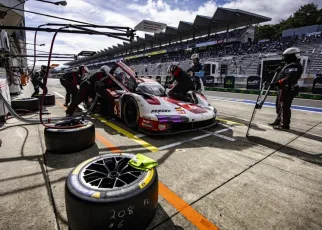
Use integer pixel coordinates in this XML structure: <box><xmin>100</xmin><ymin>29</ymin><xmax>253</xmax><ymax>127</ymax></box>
<box><xmin>1</xmin><ymin>78</ymin><xmax>322</xmax><ymax>230</ymax></box>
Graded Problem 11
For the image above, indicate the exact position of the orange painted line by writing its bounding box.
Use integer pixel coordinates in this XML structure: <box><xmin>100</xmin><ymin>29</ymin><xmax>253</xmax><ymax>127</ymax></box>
<box><xmin>55</xmin><ymin>96</ymin><xmax>218</xmax><ymax>229</ymax></box>
<box><xmin>158</xmin><ymin>182</ymin><xmax>219</xmax><ymax>230</ymax></box>
<box><xmin>55</xmin><ymin>100</ymin><xmax>66</xmax><ymax>108</ymax></box>
<box><xmin>95</xmin><ymin>132</ymin><xmax>122</xmax><ymax>153</ymax></box>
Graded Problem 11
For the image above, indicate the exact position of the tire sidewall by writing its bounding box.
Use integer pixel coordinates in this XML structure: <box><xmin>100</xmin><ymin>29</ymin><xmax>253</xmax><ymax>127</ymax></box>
<box><xmin>11</xmin><ymin>97</ymin><xmax>40</xmax><ymax>111</ymax></box>
<box><xmin>65</xmin><ymin>154</ymin><xmax>158</xmax><ymax>230</ymax></box>
<box><xmin>44</xmin><ymin>121</ymin><xmax>95</xmax><ymax>154</ymax></box>
<box><xmin>123</xmin><ymin>97</ymin><xmax>139</xmax><ymax>129</ymax></box>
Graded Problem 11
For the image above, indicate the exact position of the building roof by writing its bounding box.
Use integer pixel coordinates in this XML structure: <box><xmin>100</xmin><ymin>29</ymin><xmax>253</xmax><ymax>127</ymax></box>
<box><xmin>66</xmin><ymin>7</ymin><xmax>271</xmax><ymax>65</ymax></box>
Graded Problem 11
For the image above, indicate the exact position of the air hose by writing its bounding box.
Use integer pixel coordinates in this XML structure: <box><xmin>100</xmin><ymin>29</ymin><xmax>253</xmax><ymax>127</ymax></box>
<box><xmin>26</xmin><ymin>24</ymin><xmax>48</xmax><ymax>78</ymax></box>
<box><xmin>38</xmin><ymin>26</ymin><xmax>89</xmax><ymax>129</ymax></box>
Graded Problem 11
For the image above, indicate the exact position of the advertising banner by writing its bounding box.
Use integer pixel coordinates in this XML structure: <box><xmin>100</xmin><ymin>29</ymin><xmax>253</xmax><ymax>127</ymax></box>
<box><xmin>312</xmin><ymin>76</ymin><xmax>322</xmax><ymax>94</ymax></box>
<box><xmin>124</xmin><ymin>53</ymin><xmax>143</xmax><ymax>60</ymax></box>
<box><xmin>195</xmin><ymin>40</ymin><xmax>217</xmax><ymax>48</ymax></box>
<box><xmin>205</xmin><ymin>76</ymin><xmax>215</xmax><ymax>87</ymax></box>
<box><xmin>224</xmin><ymin>76</ymin><xmax>235</xmax><ymax>89</ymax></box>
<box><xmin>145</xmin><ymin>50</ymin><xmax>167</xmax><ymax>56</ymax></box>
<box><xmin>246</xmin><ymin>76</ymin><xmax>261</xmax><ymax>90</ymax></box>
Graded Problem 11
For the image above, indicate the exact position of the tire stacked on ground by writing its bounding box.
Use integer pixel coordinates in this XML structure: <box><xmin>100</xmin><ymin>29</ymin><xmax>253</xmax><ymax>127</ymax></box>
<box><xmin>11</xmin><ymin>98</ymin><xmax>40</xmax><ymax>111</ymax></box>
<box><xmin>33</xmin><ymin>93</ymin><xmax>55</xmax><ymax>106</ymax></box>
<box><xmin>65</xmin><ymin>154</ymin><xmax>158</xmax><ymax>230</ymax></box>
<box><xmin>44</xmin><ymin>120</ymin><xmax>95</xmax><ymax>154</ymax></box>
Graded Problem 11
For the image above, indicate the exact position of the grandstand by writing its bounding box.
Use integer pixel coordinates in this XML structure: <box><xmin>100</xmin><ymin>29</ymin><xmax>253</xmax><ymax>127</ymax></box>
<box><xmin>65</xmin><ymin>7</ymin><xmax>322</xmax><ymax>90</ymax></box>
<box><xmin>66</xmin><ymin>8</ymin><xmax>271</xmax><ymax>67</ymax></box>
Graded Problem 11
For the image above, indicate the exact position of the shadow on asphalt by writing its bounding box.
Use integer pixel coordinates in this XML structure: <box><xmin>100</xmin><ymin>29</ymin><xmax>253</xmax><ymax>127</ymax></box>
<box><xmin>247</xmin><ymin>136</ymin><xmax>322</xmax><ymax>167</ymax></box>
<box><xmin>44</xmin><ymin>143</ymin><xmax>100</xmax><ymax>169</ymax></box>
<box><xmin>147</xmin><ymin>204</ymin><xmax>185</xmax><ymax>230</ymax></box>
<box><xmin>288</xmin><ymin>129</ymin><xmax>322</xmax><ymax>143</ymax></box>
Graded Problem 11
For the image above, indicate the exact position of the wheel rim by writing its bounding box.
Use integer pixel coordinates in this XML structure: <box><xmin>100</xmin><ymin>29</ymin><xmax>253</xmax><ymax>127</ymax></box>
<box><xmin>54</xmin><ymin>118</ymin><xmax>88</xmax><ymax>127</ymax></box>
<box><xmin>80</xmin><ymin>156</ymin><xmax>144</xmax><ymax>190</ymax></box>
<box><xmin>125</xmin><ymin>102</ymin><xmax>138</xmax><ymax>125</ymax></box>
<box><xmin>17</xmin><ymin>98</ymin><xmax>34</xmax><ymax>101</ymax></box>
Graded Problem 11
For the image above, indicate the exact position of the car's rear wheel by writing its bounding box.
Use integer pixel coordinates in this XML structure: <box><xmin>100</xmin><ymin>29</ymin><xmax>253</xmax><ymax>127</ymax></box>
<box><xmin>65</xmin><ymin>154</ymin><xmax>158</xmax><ymax>230</ymax></box>
<box><xmin>123</xmin><ymin>97</ymin><xmax>139</xmax><ymax>129</ymax></box>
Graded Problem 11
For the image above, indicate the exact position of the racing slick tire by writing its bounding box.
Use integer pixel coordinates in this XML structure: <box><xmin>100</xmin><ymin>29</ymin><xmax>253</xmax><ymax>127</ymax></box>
<box><xmin>65</xmin><ymin>154</ymin><xmax>158</xmax><ymax>230</ymax></box>
<box><xmin>33</xmin><ymin>93</ymin><xmax>55</xmax><ymax>106</ymax></box>
<box><xmin>11</xmin><ymin>97</ymin><xmax>40</xmax><ymax>111</ymax></box>
<box><xmin>123</xmin><ymin>97</ymin><xmax>140</xmax><ymax>129</ymax></box>
<box><xmin>44</xmin><ymin>120</ymin><xmax>95</xmax><ymax>154</ymax></box>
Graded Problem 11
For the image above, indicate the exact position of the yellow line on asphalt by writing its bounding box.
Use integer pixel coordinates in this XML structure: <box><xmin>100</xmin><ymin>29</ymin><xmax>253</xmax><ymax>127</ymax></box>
<box><xmin>92</xmin><ymin>114</ymin><xmax>159</xmax><ymax>153</ymax></box>
<box><xmin>217</xmin><ymin>118</ymin><xmax>244</xmax><ymax>126</ymax></box>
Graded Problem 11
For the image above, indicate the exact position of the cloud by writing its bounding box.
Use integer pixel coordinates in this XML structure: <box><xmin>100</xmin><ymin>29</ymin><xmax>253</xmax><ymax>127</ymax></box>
<box><xmin>128</xmin><ymin>0</ymin><xmax>217</xmax><ymax>27</ymax></box>
<box><xmin>22</xmin><ymin>0</ymin><xmax>321</xmax><ymax>67</ymax></box>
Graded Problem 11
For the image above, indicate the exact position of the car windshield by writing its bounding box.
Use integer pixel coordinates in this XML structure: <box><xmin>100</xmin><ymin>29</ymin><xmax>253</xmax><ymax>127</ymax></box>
<box><xmin>113</xmin><ymin>68</ymin><xmax>137</xmax><ymax>92</ymax></box>
<box><xmin>137</xmin><ymin>82</ymin><xmax>165</xmax><ymax>96</ymax></box>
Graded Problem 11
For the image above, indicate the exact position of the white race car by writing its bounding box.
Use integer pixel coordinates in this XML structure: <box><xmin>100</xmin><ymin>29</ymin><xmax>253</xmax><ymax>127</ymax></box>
<box><xmin>97</xmin><ymin>61</ymin><xmax>217</xmax><ymax>134</ymax></box>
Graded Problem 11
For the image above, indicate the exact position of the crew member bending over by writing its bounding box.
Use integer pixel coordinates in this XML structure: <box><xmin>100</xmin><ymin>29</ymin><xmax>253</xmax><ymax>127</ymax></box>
<box><xmin>60</xmin><ymin>65</ymin><xmax>89</xmax><ymax>106</ymax></box>
<box><xmin>167</xmin><ymin>64</ymin><xmax>194</xmax><ymax>102</ymax></box>
<box><xmin>66</xmin><ymin>66</ymin><xmax>116</xmax><ymax>117</ymax></box>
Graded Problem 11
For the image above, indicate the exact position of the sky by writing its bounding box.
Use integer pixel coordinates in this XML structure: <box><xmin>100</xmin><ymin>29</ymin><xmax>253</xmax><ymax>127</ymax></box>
<box><xmin>22</xmin><ymin>0</ymin><xmax>322</xmax><ymax>67</ymax></box>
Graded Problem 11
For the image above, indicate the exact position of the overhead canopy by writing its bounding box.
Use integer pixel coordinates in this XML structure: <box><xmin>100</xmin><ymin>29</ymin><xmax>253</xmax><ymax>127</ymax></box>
<box><xmin>66</xmin><ymin>7</ymin><xmax>271</xmax><ymax>66</ymax></box>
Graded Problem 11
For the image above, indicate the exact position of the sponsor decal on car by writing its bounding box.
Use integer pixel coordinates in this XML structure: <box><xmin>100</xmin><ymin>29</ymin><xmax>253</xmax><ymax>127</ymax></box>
<box><xmin>175</xmin><ymin>108</ymin><xmax>186</xmax><ymax>114</ymax></box>
<box><xmin>151</xmin><ymin>109</ymin><xmax>170</xmax><ymax>113</ymax></box>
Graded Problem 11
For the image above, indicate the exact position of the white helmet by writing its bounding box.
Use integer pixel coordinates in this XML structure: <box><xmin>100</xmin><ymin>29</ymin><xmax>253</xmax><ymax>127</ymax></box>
<box><xmin>282</xmin><ymin>47</ymin><xmax>300</xmax><ymax>58</ymax></box>
<box><xmin>100</xmin><ymin>65</ymin><xmax>111</xmax><ymax>74</ymax></box>
<box><xmin>191</xmin><ymin>54</ymin><xmax>199</xmax><ymax>60</ymax></box>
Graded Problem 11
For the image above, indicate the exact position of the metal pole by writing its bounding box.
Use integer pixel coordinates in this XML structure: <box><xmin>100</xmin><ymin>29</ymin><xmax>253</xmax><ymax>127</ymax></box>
<box><xmin>0</xmin><ymin>26</ymin><xmax>134</xmax><ymax>40</ymax></box>
<box><xmin>10</xmin><ymin>55</ymin><xmax>76</xmax><ymax>58</ymax></box>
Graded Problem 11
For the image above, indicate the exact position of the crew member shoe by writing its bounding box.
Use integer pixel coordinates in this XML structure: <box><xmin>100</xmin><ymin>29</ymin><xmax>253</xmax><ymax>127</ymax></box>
<box><xmin>273</xmin><ymin>125</ymin><xmax>290</xmax><ymax>131</ymax></box>
<box><xmin>268</xmin><ymin>121</ymin><xmax>280</xmax><ymax>126</ymax></box>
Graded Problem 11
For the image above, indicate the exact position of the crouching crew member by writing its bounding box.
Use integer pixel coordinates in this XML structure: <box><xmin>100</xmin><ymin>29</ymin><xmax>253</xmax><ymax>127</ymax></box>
<box><xmin>167</xmin><ymin>64</ymin><xmax>194</xmax><ymax>102</ymax></box>
<box><xmin>66</xmin><ymin>66</ymin><xmax>116</xmax><ymax>117</ymax></box>
<box><xmin>269</xmin><ymin>47</ymin><xmax>303</xmax><ymax>130</ymax></box>
<box><xmin>31</xmin><ymin>65</ymin><xmax>48</xmax><ymax>97</ymax></box>
<box><xmin>60</xmin><ymin>65</ymin><xmax>88</xmax><ymax>106</ymax></box>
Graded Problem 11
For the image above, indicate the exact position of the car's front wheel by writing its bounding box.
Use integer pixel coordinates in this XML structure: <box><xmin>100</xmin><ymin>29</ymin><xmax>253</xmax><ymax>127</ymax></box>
<box><xmin>123</xmin><ymin>97</ymin><xmax>139</xmax><ymax>129</ymax></box>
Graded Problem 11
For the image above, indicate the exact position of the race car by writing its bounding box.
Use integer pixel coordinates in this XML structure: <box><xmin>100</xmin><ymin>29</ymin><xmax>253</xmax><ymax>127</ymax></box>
<box><xmin>96</xmin><ymin>61</ymin><xmax>217</xmax><ymax>134</ymax></box>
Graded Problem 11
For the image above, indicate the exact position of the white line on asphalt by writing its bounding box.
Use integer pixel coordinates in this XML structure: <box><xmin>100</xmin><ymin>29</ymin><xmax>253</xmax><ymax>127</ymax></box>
<box><xmin>54</xmin><ymin>91</ymin><xmax>65</xmax><ymax>99</ymax></box>
<box><xmin>158</xmin><ymin>128</ymin><xmax>233</xmax><ymax>150</ymax></box>
<box><xmin>158</xmin><ymin>133</ymin><xmax>211</xmax><ymax>150</ymax></box>
<box><xmin>201</xmin><ymin>128</ymin><xmax>236</xmax><ymax>142</ymax></box>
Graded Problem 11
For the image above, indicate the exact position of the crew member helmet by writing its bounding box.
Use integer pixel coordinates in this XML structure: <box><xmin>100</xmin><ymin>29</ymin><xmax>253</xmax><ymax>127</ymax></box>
<box><xmin>282</xmin><ymin>47</ymin><xmax>300</xmax><ymax>63</ymax></box>
<box><xmin>79</xmin><ymin>65</ymin><xmax>89</xmax><ymax>76</ymax></box>
<box><xmin>191</xmin><ymin>54</ymin><xmax>199</xmax><ymax>60</ymax></box>
<box><xmin>167</xmin><ymin>64</ymin><xmax>178</xmax><ymax>76</ymax></box>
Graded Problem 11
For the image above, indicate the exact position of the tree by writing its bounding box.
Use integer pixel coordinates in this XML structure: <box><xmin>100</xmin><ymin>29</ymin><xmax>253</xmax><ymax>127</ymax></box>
<box><xmin>254</xmin><ymin>3</ymin><xmax>322</xmax><ymax>41</ymax></box>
